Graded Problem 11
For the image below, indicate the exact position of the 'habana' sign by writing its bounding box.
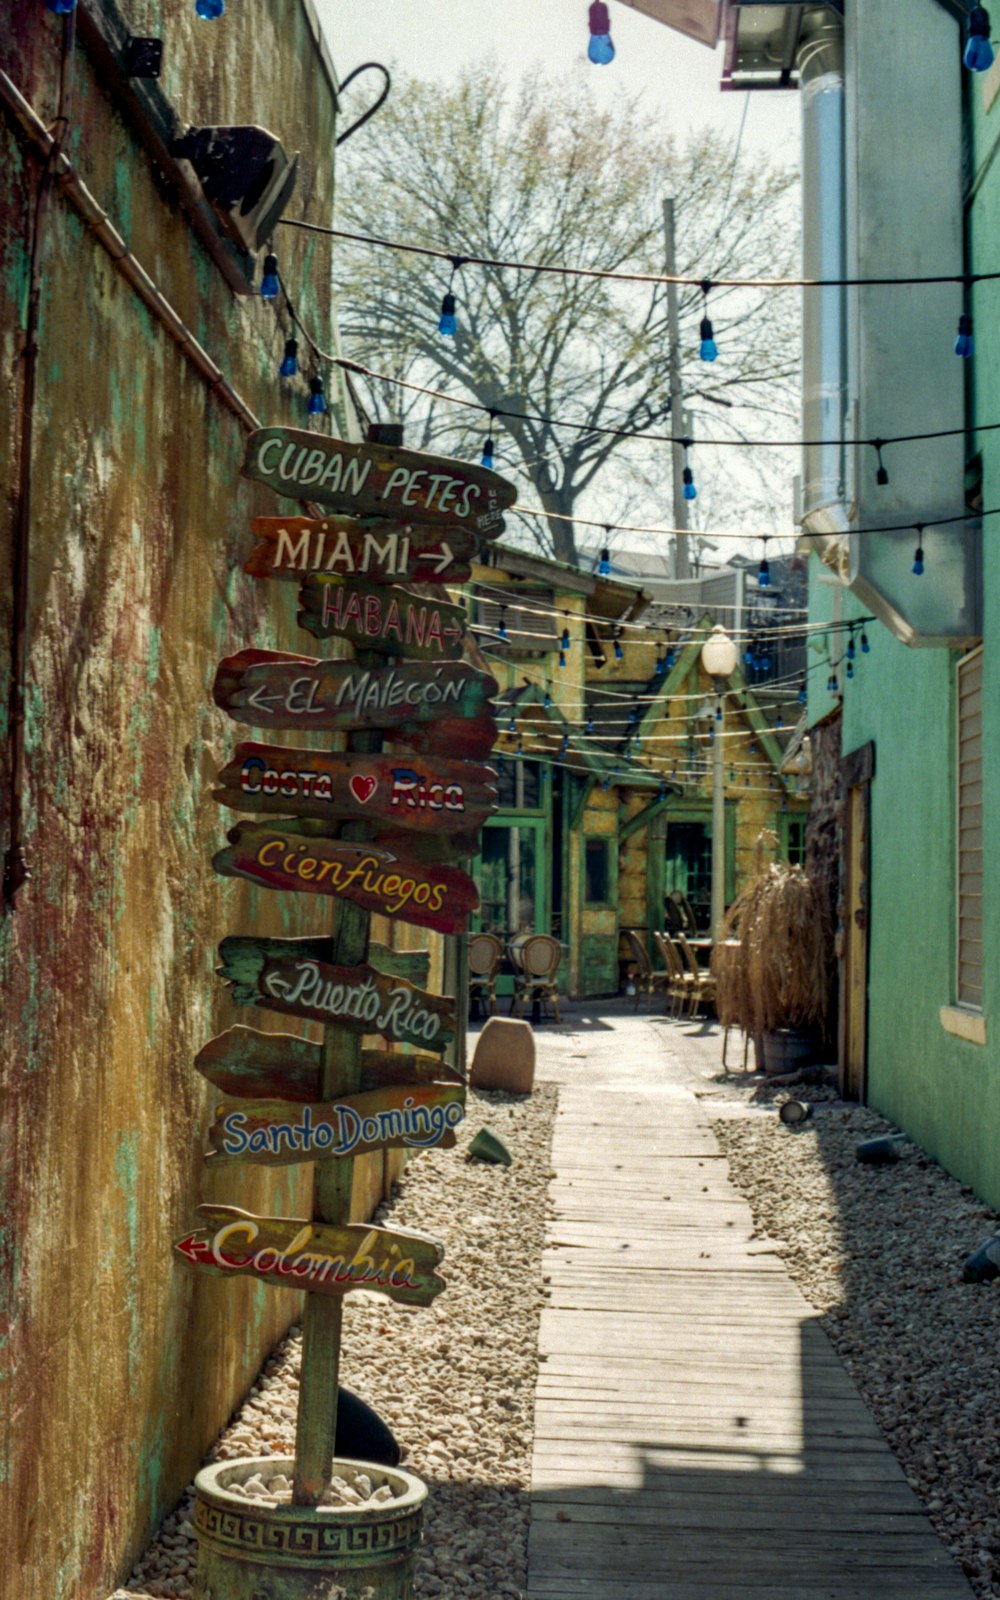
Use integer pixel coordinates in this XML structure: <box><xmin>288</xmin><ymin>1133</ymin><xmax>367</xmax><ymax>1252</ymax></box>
<box><xmin>241</xmin><ymin>427</ymin><xmax>516</xmax><ymax>534</ymax></box>
<box><xmin>217</xmin><ymin>936</ymin><xmax>456</xmax><ymax>1048</ymax></box>
<box><xmin>213</xmin><ymin>649</ymin><xmax>498</xmax><ymax>759</ymax></box>
<box><xmin>195</xmin><ymin>1025</ymin><xmax>457</xmax><ymax>1104</ymax></box>
<box><xmin>205</xmin><ymin>1082</ymin><xmax>466</xmax><ymax>1168</ymax></box>
<box><xmin>175</xmin><ymin>1205</ymin><xmax>445</xmax><ymax>1307</ymax></box>
<box><xmin>214</xmin><ymin>744</ymin><xmax>498</xmax><ymax>835</ymax></box>
<box><xmin>245</xmin><ymin>517</ymin><xmax>478</xmax><ymax>586</ymax></box>
<box><xmin>296</xmin><ymin>576</ymin><xmax>466</xmax><ymax>660</ymax></box>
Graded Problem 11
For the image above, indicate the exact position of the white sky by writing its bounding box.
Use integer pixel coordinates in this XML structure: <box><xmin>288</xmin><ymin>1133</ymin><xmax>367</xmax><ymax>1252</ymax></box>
<box><xmin>311</xmin><ymin>0</ymin><xmax>802</xmax><ymax>564</ymax></box>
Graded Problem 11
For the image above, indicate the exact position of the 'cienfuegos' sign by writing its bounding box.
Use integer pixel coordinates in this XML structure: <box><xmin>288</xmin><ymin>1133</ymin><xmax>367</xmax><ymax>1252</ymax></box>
<box><xmin>241</xmin><ymin>428</ymin><xmax>516</xmax><ymax>534</ymax></box>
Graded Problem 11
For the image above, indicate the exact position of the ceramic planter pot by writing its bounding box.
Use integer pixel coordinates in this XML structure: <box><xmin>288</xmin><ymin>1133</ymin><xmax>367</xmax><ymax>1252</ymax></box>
<box><xmin>193</xmin><ymin>1455</ymin><xmax>426</xmax><ymax>1600</ymax></box>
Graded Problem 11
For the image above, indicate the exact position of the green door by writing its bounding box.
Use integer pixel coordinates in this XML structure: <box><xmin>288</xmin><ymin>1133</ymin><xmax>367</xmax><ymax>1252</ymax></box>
<box><xmin>477</xmin><ymin>818</ymin><xmax>548</xmax><ymax>938</ymax></box>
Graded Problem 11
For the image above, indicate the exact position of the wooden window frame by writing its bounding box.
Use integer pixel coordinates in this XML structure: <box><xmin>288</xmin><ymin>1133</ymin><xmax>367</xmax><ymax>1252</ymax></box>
<box><xmin>955</xmin><ymin>645</ymin><xmax>984</xmax><ymax>1014</ymax></box>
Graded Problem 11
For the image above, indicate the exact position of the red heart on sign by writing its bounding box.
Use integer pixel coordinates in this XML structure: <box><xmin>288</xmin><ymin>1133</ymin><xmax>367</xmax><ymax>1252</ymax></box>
<box><xmin>350</xmin><ymin>774</ymin><xmax>378</xmax><ymax>805</ymax></box>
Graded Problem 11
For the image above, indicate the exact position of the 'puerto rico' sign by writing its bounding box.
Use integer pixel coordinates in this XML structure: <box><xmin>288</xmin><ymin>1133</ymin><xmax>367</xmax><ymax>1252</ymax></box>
<box><xmin>245</xmin><ymin>517</ymin><xmax>478</xmax><ymax>586</ymax></box>
<box><xmin>241</xmin><ymin>428</ymin><xmax>516</xmax><ymax>535</ymax></box>
<box><xmin>175</xmin><ymin>1205</ymin><xmax>445</xmax><ymax>1307</ymax></box>
<box><xmin>205</xmin><ymin>1083</ymin><xmax>466</xmax><ymax>1167</ymax></box>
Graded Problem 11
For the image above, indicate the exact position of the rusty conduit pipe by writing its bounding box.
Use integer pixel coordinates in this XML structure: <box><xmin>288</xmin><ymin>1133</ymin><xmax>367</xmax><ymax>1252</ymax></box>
<box><xmin>0</xmin><ymin>65</ymin><xmax>265</xmax><ymax>909</ymax></box>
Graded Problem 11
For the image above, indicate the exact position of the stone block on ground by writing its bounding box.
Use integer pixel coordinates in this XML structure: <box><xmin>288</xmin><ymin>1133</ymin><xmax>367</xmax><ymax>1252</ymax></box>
<box><xmin>470</xmin><ymin>1017</ymin><xmax>535</xmax><ymax>1093</ymax></box>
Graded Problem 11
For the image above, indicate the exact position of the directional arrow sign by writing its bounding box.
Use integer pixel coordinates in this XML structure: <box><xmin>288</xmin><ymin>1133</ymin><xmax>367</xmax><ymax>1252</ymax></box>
<box><xmin>174</xmin><ymin>1205</ymin><xmax>445</xmax><ymax>1307</ymax></box>
<box><xmin>195</xmin><ymin>1025</ymin><xmax>460</xmax><ymax>1103</ymax></box>
<box><xmin>213</xmin><ymin>745</ymin><xmax>498</xmax><ymax>835</ymax></box>
<box><xmin>212</xmin><ymin>650</ymin><xmax>498</xmax><ymax>760</ymax></box>
<box><xmin>244</xmin><ymin>517</ymin><xmax>479</xmax><ymax>586</ymax></box>
<box><xmin>217</xmin><ymin>938</ymin><xmax>456</xmax><ymax>1049</ymax></box>
<box><xmin>205</xmin><ymin>1083</ymin><xmax>466</xmax><ymax>1167</ymax></box>
<box><xmin>241</xmin><ymin>427</ymin><xmax>515</xmax><ymax>536</ymax></box>
<box><xmin>297</xmin><ymin>577</ymin><xmax>466</xmax><ymax>660</ymax></box>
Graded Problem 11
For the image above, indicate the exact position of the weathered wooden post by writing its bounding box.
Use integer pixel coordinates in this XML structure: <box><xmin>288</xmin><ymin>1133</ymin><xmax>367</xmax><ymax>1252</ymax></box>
<box><xmin>175</xmin><ymin>430</ymin><xmax>514</xmax><ymax>1599</ymax></box>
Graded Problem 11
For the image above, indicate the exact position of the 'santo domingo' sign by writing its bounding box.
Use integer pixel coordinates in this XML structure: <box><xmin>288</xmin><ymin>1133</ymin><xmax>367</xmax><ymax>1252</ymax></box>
<box><xmin>205</xmin><ymin>1083</ymin><xmax>466</xmax><ymax>1167</ymax></box>
<box><xmin>195</xmin><ymin>1025</ymin><xmax>456</xmax><ymax>1103</ymax></box>
<box><xmin>297</xmin><ymin>577</ymin><xmax>466</xmax><ymax>660</ymax></box>
<box><xmin>214</xmin><ymin>744</ymin><xmax>498</xmax><ymax>834</ymax></box>
<box><xmin>217</xmin><ymin>937</ymin><xmax>456</xmax><ymax>1048</ymax></box>
<box><xmin>213</xmin><ymin>824</ymin><xmax>479</xmax><ymax>935</ymax></box>
<box><xmin>245</xmin><ymin>517</ymin><xmax>478</xmax><ymax>586</ymax></box>
<box><xmin>241</xmin><ymin>427</ymin><xmax>516</xmax><ymax>534</ymax></box>
<box><xmin>213</xmin><ymin>649</ymin><xmax>497</xmax><ymax>758</ymax></box>
<box><xmin>175</xmin><ymin>1205</ymin><xmax>445</xmax><ymax>1307</ymax></box>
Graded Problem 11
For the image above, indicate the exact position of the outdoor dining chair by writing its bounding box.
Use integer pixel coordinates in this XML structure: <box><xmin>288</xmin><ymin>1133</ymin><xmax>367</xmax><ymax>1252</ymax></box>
<box><xmin>677</xmin><ymin>932</ymin><xmax>717</xmax><ymax>1019</ymax></box>
<box><xmin>653</xmin><ymin>930</ymin><xmax>697</xmax><ymax>1020</ymax></box>
<box><xmin>468</xmin><ymin>933</ymin><xmax>504</xmax><ymax>1016</ymax></box>
<box><xmin>622</xmin><ymin>929</ymin><xmax>671</xmax><ymax>1012</ymax></box>
<box><xmin>510</xmin><ymin>933</ymin><xmax>563</xmax><ymax>1024</ymax></box>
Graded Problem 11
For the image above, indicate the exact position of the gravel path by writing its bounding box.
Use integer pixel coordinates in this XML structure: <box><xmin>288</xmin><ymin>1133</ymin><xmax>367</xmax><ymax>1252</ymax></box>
<box><xmin>111</xmin><ymin>1082</ymin><xmax>557</xmax><ymax>1600</ymax></box>
<box><xmin>714</xmin><ymin>1094</ymin><xmax>1000</xmax><ymax>1600</ymax></box>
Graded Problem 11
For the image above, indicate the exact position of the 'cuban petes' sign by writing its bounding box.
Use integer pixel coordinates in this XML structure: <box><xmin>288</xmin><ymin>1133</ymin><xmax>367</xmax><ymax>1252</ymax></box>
<box><xmin>175</xmin><ymin>1205</ymin><xmax>445</xmax><ymax>1307</ymax></box>
<box><xmin>214</xmin><ymin>745</ymin><xmax>498</xmax><ymax>835</ymax></box>
<box><xmin>217</xmin><ymin>936</ymin><xmax>456</xmax><ymax>1049</ymax></box>
<box><xmin>245</xmin><ymin>517</ymin><xmax>478</xmax><ymax>586</ymax></box>
<box><xmin>296</xmin><ymin>576</ymin><xmax>466</xmax><ymax>660</ymax></box>
<box><xmin>241</xmin><ymin>427</ymin><xmax>516</xmax><ymax>534</ymax></box>
<box><xmin>213</xmin><ymin>649</ymin><xmax>498</xmax><ymax>759</ymax></box>
<box><xmin>195</xmin><ymin>1025</ymin><xmax>457</xmax><ymax>1103</ymax></box>
<box><xmin>205</xmin><ymin>1083</ymin><xmax>466</xmax><ymax>1167</ymax></box>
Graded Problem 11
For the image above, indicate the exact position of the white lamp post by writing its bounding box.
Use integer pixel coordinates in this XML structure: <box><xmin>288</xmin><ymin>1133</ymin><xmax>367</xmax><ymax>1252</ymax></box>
<box><xmin>700</xmin><ymin>625</ymin><xmax>738</xmax><ymax>939</ymax></box>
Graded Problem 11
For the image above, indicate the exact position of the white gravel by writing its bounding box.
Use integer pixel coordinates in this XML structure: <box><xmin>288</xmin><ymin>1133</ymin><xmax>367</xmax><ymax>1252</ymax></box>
<box><xmin>111</xmin><ymin>1083</ymin><xmax>557</xmax><ymax>1600</ymax></box>
<box><xmin>715</xmin><ymin>1095</ymin><xmax>1000</xmax><ymax>1600</ymax></box>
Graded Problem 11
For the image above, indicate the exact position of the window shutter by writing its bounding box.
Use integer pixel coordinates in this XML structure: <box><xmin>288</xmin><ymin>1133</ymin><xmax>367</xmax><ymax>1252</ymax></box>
<box><xmin>957</xmin><ymin>648</ymin><xmax>984</xmax><ymax>1008</ymax></box>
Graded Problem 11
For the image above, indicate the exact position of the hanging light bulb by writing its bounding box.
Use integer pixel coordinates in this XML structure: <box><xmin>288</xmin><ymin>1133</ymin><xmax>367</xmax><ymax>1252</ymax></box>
<box><xmin>307</xmin><ymin>376</ymin><xmax>326</xmax><ymax>416</ymax></box>
<box><xmin>798</xmin><ymin>682</ymin><xmax>807</xmax><ymax>705</ymax></box>
<box><xmin>561</xmin><ymin>620</ymin><xmax>571</xmax><ymax>652</ymax></box>
<box><xmin>481</xmin><ymin>409</ymin><xmax>497</xmax><ymax>469</ymax></box>
<box><xmin>665</xmin><ymin>646</ymin><xmax>676</xmax><ymax>670</ymax></box>
<box><xmin>912</xmin><ymin>538</ymin><xmax>925</xmax><ymax>576</ymax></box>
<box><xmin>654</xmin><ymin>648</ymin><xmax>666</xmax><ymax>677</ymax></box>
<box><xmin>598</xmin><ymin>546</ymin><xmax>611</xmax><ymax>576</ymax></box>
<box><xmin>861</xmin><ymin>630</ymin><xmax>870</xmax><ymax>654</ymax></box>
<box><xmin>873</xmin><ymin>441</ymin><xmax>889</xmax><ymax>486</ymax></box>
<box><xmin>438</xmin><ymin>291</ymin><xmax>457</xmax><ymax>336</ymax></box>
<box><xmin>279</xmin><ymin>337</ymin><xmax>298</xmax><ymax>378</ymax></box>
<box><xmin>588</xmin><ymin>0</ymin><xmax>615</xmax><ymax>63</ymax></box>
<box><xmin>46</xmin><ymin>0</ymin><xmax>77</xmax><ymax>11</ymax></box>
<box><xmin>543</xmin><ymin>690</ymin><xmax>551</xmax><ymax>709</ymax></box>
<box><xmin>516</xmin><ymin>740</ymin><xmax>523</xmax><ymax>757</ymax></box>
<box><xmin>613</xmin><ymin>628</ymin><xmax>624</xmax><ymax>661</ymax></box>
<box><xmin>561</xmin><ymin>734</ymin><xmax>570</xmax><ymax>755</ymax></box>
<box><xmin>558</xmin><ymin>651</ymin><xmax>566</xmax><ymax>669</ymax></box>
<box><xmin>507</xmin><ymin>714</ymin><xmax>517</xmax><ymax>734</ymax></box>
<box><xmin>195</xmin><ymin>0</ymin><xmax>223</xmax><ymax>15</ymax></box>
<box><xmin>260</xmin><ymin>253</ymin><xmax>280</xmax><ymax>300</ymax></box>
<box><xmin>497</xmin><ymin>606</ymin><xmax>508</xmax><ymax>643</ymax></box>
<box><xmin>586</xmin><ymin>717</ymin><xmax>595</xmax><ymax>735</ymax></box>
<box><xmin>955</xmin><ymin>312</ymin><xmax>974</xmax><ymax>358</ymax></box>
<box><xmin>758</xmin><ymin>538</ymin><xmax>771</xmax><ymax>589</ymax></box>
<box><xmin>846</xmin><ymin>631</ymin><xmax>856</xmax><ymax>662</ymax></box>
<box><xmin>846</xmin><ymin>659</ymin><xmax>855</xmax><ymax>680</ymax></box>
<box><xmin>681</xmin><ymin>439</ymin><xmax>697</xmax><ymax>502</ymax></box>
<box><xmin>699</xmin><ymin>283</ymin><xmax>717</xmax><ymax>362</ymax></box>
<box><xmin>965</xmin><ymin>5</ymin><xmax>995</xmax><ymax>70</ymax></box>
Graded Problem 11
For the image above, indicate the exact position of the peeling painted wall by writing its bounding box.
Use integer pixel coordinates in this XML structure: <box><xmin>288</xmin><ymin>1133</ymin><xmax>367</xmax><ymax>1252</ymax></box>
<box><xmin>0</xmin><ymin>6</ymin><xmax>377</xmax><ymax>1597</ymax></box>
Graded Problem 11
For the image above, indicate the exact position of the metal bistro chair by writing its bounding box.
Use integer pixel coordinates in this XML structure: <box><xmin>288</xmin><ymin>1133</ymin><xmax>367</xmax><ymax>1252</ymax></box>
<box><xmin>468</xmin><ymin>933</ymin><xmax>504</xmax><ymax>1017</ymax></box>
<box><xmin>677</xmin><ymin>931</ymin><xmax>717</xmax><ymax>1019</ymax></box>
<box><xmin>510</xmin><ymin>933</ymin><xmax>563</xmax><ymax>1024</ymax></box>
<box><xmin>653</xmin><ymin>930</ymin><xmax>696</xmax><ymax>1020</ymax></box>
<box><xmin>622</xmin><ymin>929</ymin><xmax>671</xmax><ymax>1013</ymax></box>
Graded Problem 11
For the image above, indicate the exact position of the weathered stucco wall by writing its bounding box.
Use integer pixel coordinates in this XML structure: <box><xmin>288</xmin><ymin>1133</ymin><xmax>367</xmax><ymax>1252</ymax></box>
<box><xmin>0</xmin><ymin>7</ymin><xmax>385</xmax><ymax>1597</ymax></box>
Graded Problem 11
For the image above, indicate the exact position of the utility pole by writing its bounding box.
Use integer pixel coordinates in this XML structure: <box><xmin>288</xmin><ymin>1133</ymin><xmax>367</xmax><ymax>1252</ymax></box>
<box><xmin>663</xmin><ymin>198</ymin><xmax>691</xmax><ymax>581</ymax></box>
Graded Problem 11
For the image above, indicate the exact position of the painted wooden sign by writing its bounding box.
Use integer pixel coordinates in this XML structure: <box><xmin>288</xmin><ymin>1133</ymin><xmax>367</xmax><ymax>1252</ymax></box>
<box><xmin>205</xmin><ymin>1083</ymin><xmax>466</xmax><ymax>1167</ymax></box>
<box><xmin>296</xmin><ymin>576</ymin><xmax>466</xmax><ymax>660</ymax></box>
<box><xmin>245</xmin><ymin>517</ymin><xmax>479</xmax><ymax>586</ymax></box>
<box><xmin>214</xmin><ymin>824</ymin><xmax>479</xmax><ymax>934</ymax></box>
<box><xmin>195</xmin><ymin>1026</ymin><xmax>460</xmax><ymax>1104</ymax></box>
<box><xmin>214</xmin><ymin>745</ymin><xmax>498</xmax><ymax>835</ymax></box>
<box><xmin>213</xmin><ymin>649</ymin><xmax>497</xmax><ymax>759</ymax></box>
<box><xmin>174</xmin><ymin>1205</ymin><xmax>445</xmax><ymax>1307</ymax></box>
<box><xmin>218</xmin><ymin>936</ymin><xmax>456</xmax><ymax>1048</ymax></box>
<box><xmin>241</xmin><ymin>427</ymin><xmax>516</xmax><ymax>535</ymax></box>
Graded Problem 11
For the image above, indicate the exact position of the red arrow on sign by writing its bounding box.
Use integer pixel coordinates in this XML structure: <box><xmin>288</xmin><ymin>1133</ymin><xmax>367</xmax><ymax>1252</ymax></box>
<box><xmin>174</xmin><ymin>1233</ymin><xmax>216</xmax><ymax>1266</ymax></box>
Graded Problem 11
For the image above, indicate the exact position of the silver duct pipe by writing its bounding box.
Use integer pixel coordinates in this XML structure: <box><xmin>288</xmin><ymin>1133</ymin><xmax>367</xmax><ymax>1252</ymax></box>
<box><xmin>798</xmin><ymin>10</ymin><xmax>850</xmax><ymax>548</ymax></box>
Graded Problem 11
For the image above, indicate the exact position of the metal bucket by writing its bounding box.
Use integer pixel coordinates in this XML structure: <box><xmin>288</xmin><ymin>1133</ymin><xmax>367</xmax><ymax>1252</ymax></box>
<box><xmin>193</xmin><ymin>1455</ymin><xmax>426</xmax><ymax>1600</ymax></box>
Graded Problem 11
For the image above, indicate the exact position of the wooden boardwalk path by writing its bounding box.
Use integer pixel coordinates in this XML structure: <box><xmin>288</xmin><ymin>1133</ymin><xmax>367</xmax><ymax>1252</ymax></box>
<box><xmin>526</xmin><ymin>1010</ymin><xmax>972</xmax><ymax>1600</ymax></box>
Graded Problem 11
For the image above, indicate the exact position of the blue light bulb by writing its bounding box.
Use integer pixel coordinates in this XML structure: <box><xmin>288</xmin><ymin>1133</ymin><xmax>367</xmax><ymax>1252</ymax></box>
<box><xmin>654</xmin><ymin>652</ymin><xmax>666</xmax><ymax>677</ymax></box>
<box><xmin>699</xmin><ymin>316</ymin><xmax>718</xmax><ymax>362</ymax></box>
<box><xmin>758</xmin><ymin>558</ymin><xmax>770</xmax><ymax>588</ymax></box>
<box><xmin>586</xmin><ymin>719</ymin><xmax>594</xmax><ymax>735</ymax></box>
<box><xmin>614</xmin><ymin>636</ymin><xmax>624</xmax><ymax>661</ymax></box>
<box><xmin>798</xmin><ymin>685</ymin><xmax>807</xmax><ymax>705</ymax></box>
<box><xmin>588</xmin><ymin>33</ymin><xmax>615</xmax><ymax>63</ymax></box>
<box><xmin>195</xmin><ymin>0</ymin><xmax>224</xmax><ymax>14</ymax></box>
<box><xmin>279</xmin><ymin>338</ymin><xmax>298</xmax><ymax>378</ymax></box>
<box><xmin>481</xmin><ymin>436</ymin><xmax>495</xmax><ymax>470</ymax></box>
<box><xmin>846</xmin><ymin>636</ymin><xmax>856</xmax><ymax>662</ymax></box>
<box><xmin>307</xmin><ymin>377</ymin><xmax>326</xmax><ymax>416</ymax></box>
<box><xmin>558</xmin><ymin>651</ymin><xmax>566</xmax><ymax>669</ymax></box>
<box><xmin>861</xmin><ymin>631</ymin><xmax>870</xmax><ymax>654</ymax></box>
<box><xmin>955</xmin><ymin>313</ymin><xmax>974</xmax><ymax>358</ymax></box>
<box><xmin>912</xmin><ymin>544</ymin><xmax>925</xmax><ymax>576</ymax></box>
<box><xmin>665</xmin><ymin>647</ymin><xmax>675</xmax><ymax>670</ymax></box>
<box><xmin>438</xmin><ymin>292</ymin><xmax>457</xmax><ymax>336</ymax></box>
<box><xmin>965</xmin><ymin>7</ymin><xmax>995</xmax><ymax>70</ymax></box>
<box><xmin>543</xmin><ymin>691</ymin><xmax>551</xmax><ymax>709</ymax></box>
<box><xmin>46</xmin><ymin>0</ymin><xmax>76</xmax><ymax>11</ymax></box>
<box><xmin>498</xmin><ymin>612</ymin><xmax>508</xmax><ymax>643</ymax></box>
<box><xmin>682</xmin><ymin>466</ymin><xmax>697</xmax><ymax>502</ymax></box>
<box><xmin>260</xmin><ymin>254</ymin><xmax>279</xmax><ymax>300</ymax></box>
<box><xmin>598</xmin><ymin>547</ymin><xmax>611</xmax><ymax>576</ymax></box>
<box><xmin>846</xmin><ymin>660</ymin><xmax>854</xmax><ymax>680</ymax></box>
<box><xmin>507</xmin><ymin>716</ymin><xmax>516</xmax><ymax>733</ymax></box>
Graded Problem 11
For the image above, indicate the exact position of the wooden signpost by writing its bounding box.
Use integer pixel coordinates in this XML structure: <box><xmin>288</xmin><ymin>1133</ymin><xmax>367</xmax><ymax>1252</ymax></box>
<box><xmin>176</xmin><ymin>1205</ymin><xmax>445</xmax><ymax>1307</ymax></box>
<box><xmin>213</xmin><ymin>744</ymin><xmax>498</xmax><ymax>834</ymax></box>
<box><xmin>213</xmin><ymin>824</ymin><xmax>479</xmax><ymax>934</ymax></box>
<box><xmin>213</xmin><ymin>648</ymin><xmax>498</xmax><ymax>757</ymax></box>
<box><xmin>241</xmin><ymin>427</ymin><xmax>516</xmax><ymax>534</ymax></box>
<box><xmin>195</xmin><ymin>1026</ymin><xmax>457</xmax><ymax>1103</ymax></box>
<box><xmin>245</xmin><ymin>516</ymin><xmax>479</xmax><ymax>585</ymax></box>
<box><xmin>205</xmin><ymin>1082</ymin><xmax>466</xmax><ymax>1167</ymax></box>
<box><xmin>177</xmin><ymin>432</ymin><xmax>511</xmax><ymax>1533</ymax></box>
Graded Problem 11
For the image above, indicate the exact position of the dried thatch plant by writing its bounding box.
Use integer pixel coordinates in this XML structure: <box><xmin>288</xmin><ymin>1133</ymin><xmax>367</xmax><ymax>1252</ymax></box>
<box><xmin>711</xmin><ymin>830</ymin><xmax>834</xmax><ymax>1040</ymax></box>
